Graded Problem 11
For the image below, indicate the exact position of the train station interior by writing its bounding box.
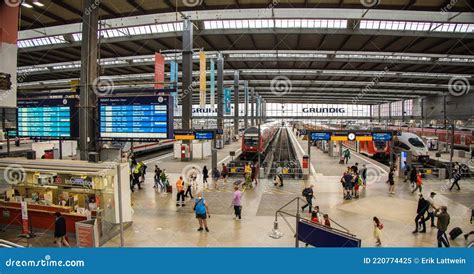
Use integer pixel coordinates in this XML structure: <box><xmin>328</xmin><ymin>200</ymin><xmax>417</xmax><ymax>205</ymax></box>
<box><xmin>0</xmin><ymin>0</ymin><xmax>473</xmax><ymax>248</ymax></box>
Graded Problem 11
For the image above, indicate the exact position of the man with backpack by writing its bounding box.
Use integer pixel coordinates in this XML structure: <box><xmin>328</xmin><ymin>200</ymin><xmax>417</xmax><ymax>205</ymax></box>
<box><xmin>413</xmin><ymin>194</ymin><xmax>430</xmax><ymax>233</ymax></box>
<box><xmin>301</xmin><ymin>185</ymin><xmax>314</xmax><ymax>213</ymax></box>
<box><xmin>343</xmin><ymin>149</ymin><xmax>351</xmax><ymax>164</ymax></box>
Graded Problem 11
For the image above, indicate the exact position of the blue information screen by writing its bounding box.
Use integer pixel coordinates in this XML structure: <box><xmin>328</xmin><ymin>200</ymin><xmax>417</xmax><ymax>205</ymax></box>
<box><xmin>309</xmin><ymin>132</ymin><xmax>331</xmax><ymax>141</ymax></box>
<box><xmin>99</xmin><ymin>95</ymin><xmax>173</xmax><ymax>140</ymax></box>
<box><xmin>17</xmin><ymin>98</ymin><xmax>79</xmax><ymax>139</ymax></box>
<box><xmin>372</xmin><ymin>132</ymin><xmax>393</xmax><ymax>141</ymax></box>
<box><xmin>195</xmin><ymin>131</ymin><xmax>215</xmax><ymax>140</ymax></box>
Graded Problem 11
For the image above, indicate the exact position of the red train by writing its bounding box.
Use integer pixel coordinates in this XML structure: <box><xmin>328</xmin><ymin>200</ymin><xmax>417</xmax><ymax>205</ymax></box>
<box><xmin>388</xmin><ymin>126</ymin><xmax>473</xmax><ymax>151</ymax></box>
<box><xmin>242</xmin><ymin>122</ymin><xmax>278</xmax><ymax>153</ymax></box>
<box><xmin>343</xmin><ymin>140</ymin><xmax>390</xmax><ymax>159</ymax></box>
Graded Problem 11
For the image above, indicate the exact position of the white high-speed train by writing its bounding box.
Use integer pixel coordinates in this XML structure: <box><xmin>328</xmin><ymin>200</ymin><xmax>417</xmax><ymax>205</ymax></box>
<box><xmin>394</xmin><ymin>132</ymin><xmax>429</xmax><ymax>161</ymax></box>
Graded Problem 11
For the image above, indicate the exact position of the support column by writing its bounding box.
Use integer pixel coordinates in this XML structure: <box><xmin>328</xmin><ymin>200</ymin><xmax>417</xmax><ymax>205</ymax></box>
<box><xmin>181</xmin><ymin>17</ymin><xmax>193</xmax><ymax>160</ymax></box>
<box><xmin>233</xmin><ymin>70</ymin><xmax>239</xmax><ymax>136</ymax></box>
<box><xmin>244</xmin><ymin>81</ymin><xmax>248</xmax><ymax>128</ymax></box>
<box><xmin>250</xmin><ymin>88</ymin><xmax>255</xmax><ymax>126</ymax></box>
<box><xmin>369</xmin><ymin>105</ymin><xmax>373</xmax><ymax>123</ymax></box>
<box><xmin>79</xmin><ymin>0</ymin><xmax>101</xmax><ymax>160</ymax></box>
<box><xmin>216</xmin><ymin>54</ymin><xmax>224</xmax><ymax>147</ymax></box>
<box><xmin>401</xmin><ymin>100</ymin><xmax>405</xmax><ymax>123</ymax></box>
<box><xmin>0</xmin><ymin>4</ymin><xmax>19</xmax><ymax>109</ymax></box>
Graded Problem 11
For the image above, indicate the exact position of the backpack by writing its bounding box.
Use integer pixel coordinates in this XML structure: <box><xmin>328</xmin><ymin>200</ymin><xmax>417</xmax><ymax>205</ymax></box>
<box><xmin>302</xmin><ymin>188</ymin><xmax>309</xmax><ymax>197</ymax></box>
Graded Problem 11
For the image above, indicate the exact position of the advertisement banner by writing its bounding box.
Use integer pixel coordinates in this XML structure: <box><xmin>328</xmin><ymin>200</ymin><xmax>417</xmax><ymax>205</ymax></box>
<box><xmin>210</xmin><ymin>59</ymin><xmax>215</xmax><ymax>110</ymax></box>
<box><xmin>224</xmin><ymin>87</ymin><xmax>231</xmax><ymax>115</ymax></box>
<box><xmin>169</xmin><ymin>60</ymin><xmax>178</xmax><ymax>109</ymax></box>
<box><xmin>154</xmin><ymin>52</ymin><xmax>165</xmax><ymax>89</ymax></box>
<box><xmin>199</xmin><ymin>51</ymin><xmax>207</xmax><ymax>108</ymax></box>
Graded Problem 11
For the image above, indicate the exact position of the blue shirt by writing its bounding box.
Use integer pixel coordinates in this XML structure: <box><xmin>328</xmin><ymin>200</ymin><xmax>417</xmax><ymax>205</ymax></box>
<box><xmin>195</xmin><ymin>198</ymin><xmax>206</xmax><ymax>215</ymax></box>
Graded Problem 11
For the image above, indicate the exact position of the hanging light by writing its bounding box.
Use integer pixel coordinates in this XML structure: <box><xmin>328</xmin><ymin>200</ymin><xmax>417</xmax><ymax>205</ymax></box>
<box><xmin>32</xmin><ymin>0</ymin><xmax>44</xmax><ymax>7</ymax></box>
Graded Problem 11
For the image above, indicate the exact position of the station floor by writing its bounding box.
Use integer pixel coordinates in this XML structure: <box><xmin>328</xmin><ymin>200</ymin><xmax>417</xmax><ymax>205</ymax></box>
<box><xmin>101</xmin><ymin>129</ymin><xmax>474</xmax><ymax>248</ymax></box>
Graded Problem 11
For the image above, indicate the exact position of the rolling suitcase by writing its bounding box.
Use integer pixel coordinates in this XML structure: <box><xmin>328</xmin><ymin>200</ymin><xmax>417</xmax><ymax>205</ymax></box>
<box><xmin>449</xmin><ymin>227</ymin><xmax>463</xmax><ymax>240</ymax></box>
<box><xmin>166</xmin><ymin>185</ymin><xmax>172</xmax><ymax>193</ymax></box>
<box><xmin>339</xmin><ymin>157</ymin><xmax>345</xmax><ymax>164</ymax></box>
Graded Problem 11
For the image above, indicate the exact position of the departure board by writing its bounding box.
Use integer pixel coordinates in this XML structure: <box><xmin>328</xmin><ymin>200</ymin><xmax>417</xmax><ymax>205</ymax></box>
<box><xmin>99</xmin><ymin>95</ymin><xmax>173</xmax><ymax>141</ymax></box>
<box><xmin>17</xmin><ymin>98</ymin><xmax>79</xmax><ymax>139</ymax></box>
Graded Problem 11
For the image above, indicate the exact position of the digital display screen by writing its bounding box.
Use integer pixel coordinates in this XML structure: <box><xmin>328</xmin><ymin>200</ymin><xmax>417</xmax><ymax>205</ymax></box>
<box><xmin>372</xmin><ymin>132</ymin><xmax>393</xmax><ymax>141</ymax></box>
<box><xmin>99</xmin><ymin>95</ymin><xmax>173</xmax><ymax>140</ymax></box>
<box><xmin>309</xmin><ymin>132</ymin><xmax>331</xmax><ymax>141</ymax></box>
<box><xmin>17</xmin><ymin>98</ymin><xmax>79</xmax><ymax>139</ymax></box>
<box><xmin>195</xmin><ymin>131</ymin><xmax>215</xmax><ymax>140</ymax></box>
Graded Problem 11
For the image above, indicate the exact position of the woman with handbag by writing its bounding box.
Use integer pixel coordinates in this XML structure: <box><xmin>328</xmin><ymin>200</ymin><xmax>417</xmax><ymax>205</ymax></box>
<box><xmin>232</xmin><ymin>186</ymin><xmax>242</xmax><ymax>220</ymax></box>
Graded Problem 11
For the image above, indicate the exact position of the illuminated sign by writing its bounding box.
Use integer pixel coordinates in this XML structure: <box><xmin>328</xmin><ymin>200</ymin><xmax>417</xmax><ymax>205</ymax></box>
<box><xmin>309</xmin><ymin>132</ymin><xmax>331</xmax><ymax>141</ymax></box>
<box><xmin>174</xmin><ymin>129</ymin><xmax>195</xmax><ymax>140</ymax></box>
<box><xmin>17</xmin><ymin>98</ymin><xmax>79</xmax><ymax>139</ymax></box>
<box><xmin>194</xmin><ymin>130</ymin><xmax>215</xmax><ymax>140</ymax></box>
<box><xmin>309</xmin><ymin>130</ymin><xmax>393</xmax><ymax>142</ymax></box>
<box><xmin>99</xmin><ymin>95</ymin><xmax>173</xmax><ymax>141</ymax></box>
<box><xmin>302</xmin><ymin>108</ymin><xmax>346</xmax><ymax>113</ymax></box>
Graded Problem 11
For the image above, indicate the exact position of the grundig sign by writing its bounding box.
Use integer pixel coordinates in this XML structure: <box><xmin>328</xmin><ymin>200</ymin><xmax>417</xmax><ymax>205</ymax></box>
<box><xmin>302</xmin><ymin>107</ymin><xmax>346</xmax><ymax>113</ymax></box>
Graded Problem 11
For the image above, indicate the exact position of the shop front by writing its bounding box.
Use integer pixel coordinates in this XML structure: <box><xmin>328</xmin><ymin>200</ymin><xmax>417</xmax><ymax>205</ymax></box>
<box><xmin>0</xmin><ymin>159</ymin><xmax>131</xmax><ymax>243</ymax></box>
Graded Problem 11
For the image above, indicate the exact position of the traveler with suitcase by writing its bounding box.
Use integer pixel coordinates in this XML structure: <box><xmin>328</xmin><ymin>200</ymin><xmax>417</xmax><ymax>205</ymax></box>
<box><xmin>435</xmin><ymin>206</ymin><xmax>451</xmax><ymax>247</ymax></box>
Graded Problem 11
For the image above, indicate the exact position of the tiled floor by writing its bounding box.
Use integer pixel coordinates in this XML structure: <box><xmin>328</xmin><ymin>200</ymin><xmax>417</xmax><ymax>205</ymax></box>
<box><xmin>2</xmin><ymin>136</ymin><xmax>473</xmax><ymax>248</ymax></box>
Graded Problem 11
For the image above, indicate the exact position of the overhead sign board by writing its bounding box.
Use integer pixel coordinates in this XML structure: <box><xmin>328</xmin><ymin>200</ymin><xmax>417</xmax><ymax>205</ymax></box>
<box><xmin>309</xmin><ymin>130</ymin><xmax>394</xmax><ymax>142</ymax></box>
<box><xmin>174</xmin><ymin>129</ymin><xmax>195</xmax><ymax>140</ymax></box>
<box><xmin>194</xmin><ymin>130</ymin><xmax>215</xmax><ymax>140</ymax></box>
<box><xmin>99</xmin><ymin>95</ymin><xmax>173</xmax><ymax>141</ymax></box>
<box><xmin>17</xmin><ymin>98</ymin><xmax>79</xmax><ymax>139</ymax></box>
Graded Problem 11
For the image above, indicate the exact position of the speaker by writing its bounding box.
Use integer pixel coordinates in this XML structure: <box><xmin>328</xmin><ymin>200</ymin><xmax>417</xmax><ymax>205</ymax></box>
<box><xmin>88</xmin><ymin>152</ymin><xmax>99</xmax><ymax>163</ymax></box>
<box><xmin>26</xmin><ymin>150</ymin><xmax>36</xmax><ymax>160</ymax></box>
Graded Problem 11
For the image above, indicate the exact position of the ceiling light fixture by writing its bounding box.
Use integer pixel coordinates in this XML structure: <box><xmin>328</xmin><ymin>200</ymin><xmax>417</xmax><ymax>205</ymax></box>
<box><xmin>32</xmin><ymin>1</ymin><xmax>45</xmax><ymax>7</ymax></box>
<box><xmin>21</xmin><ymin>2</ymin><xmax>33</xmax><ymax>8</ymax></box>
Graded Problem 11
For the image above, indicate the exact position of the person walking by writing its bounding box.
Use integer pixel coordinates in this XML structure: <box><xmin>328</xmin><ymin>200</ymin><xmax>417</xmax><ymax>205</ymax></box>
<box><xmin>343</xmin><ymin>148</ymin><xmax>351</xmax><ymax>164</ymax></box>
<box><xmin>160</xmin><ymin>169</ymin><xmax>169</xmax><ymax>193</ymax></box>
<box><xmin>435</xmin><ymin>206</ymin><xmax>450</xmax><ymax>247</ymax></box>
<box><xmin>202</xmin><ymin>166</ymin><xmax>209</xmax><ymax>187</ymax></box>
<box><xmin>409</xmin><ymin>166</ymin><xmax>417</xmax><ymax>188</ymax></box>
<box><xmin>426</xmin><ymin>192</ymin><xmax>438</xmax><ymax>228</ymax></box>
<box><xmin>193</xmin><ymin>192</ymin><xmax>210</xmax><ymax>232</ymax></box>
<box><xmin>54</xmin><ymin>212</ymin><xmax>70</xmax><ymax>248</ymax></box>
<box><xmin>176</xmin><ymin>176</ymin><xmax>185</xmax><ymax>207</ymax></box>
<box><xmin>413</xmin><ymin>194</ymin><xmax>429</xmax><ymax>233</ymax></box>
<box><xmin>301</xmin><ymin>185</ymin><xmax>314</xmax><ymax>213</ymax></box>
<box><xmin>153</xmin><ymin>165</ymin><xmax>162</xmax><ymax>190</ymax></box>
<box><xmin>189</xmin><ymin>167</ymin><xmax>198</xmax><ymax>189</ymax></box>
<box><xmin>373</xmin><ymin>217</ymin><xmax>383</xmax><ymax>246</ymax></box>
<box><xmin>232</xmin><ymin>186</ymin><xmax>242</xmax><ymax>220</ymax></box>
<box><xmin>221</xmin><ymin>163</ymin><xmax>228</xmax><ymax>184</ymax></box>
<box><xmin>251</xmin><ymin>163</ymin><xmax>258</xmax><ymax>185</ymax></box>
<box><xmin>360</xmin><ymin>164</ymin><xmax>367</xmax><ymax>186</ymax></box>
<box><xmin>412</xmin><ymin>171</ymin><xmax>423</xmax><ymax>194</ymax></box>
<box><xmin>449</xmin><ymin>168</ymin><xmax>461</xmax><ymax>191</ymax></box>
<box><xmin>403</xmin><ymin>162</ymin><xmax>411</xmax><ymax>182</ymax></box>
<box><xmin>387</xmin><ymin>169</ymin><xmax>395</xmax><ymax>194</ymax></box>
<box><xmin>184</xmin><ymin>177</ymin><xmax>194</xmax><ymax>199</ymax></box>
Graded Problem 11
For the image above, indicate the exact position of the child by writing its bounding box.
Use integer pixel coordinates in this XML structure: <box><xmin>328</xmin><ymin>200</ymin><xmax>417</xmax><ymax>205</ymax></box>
<box><xmin>373</xmin><ymin>216</ymin><xmax>383</xmax><ymax>246</ymax></box>
<box><xmin>323</xmin><ymin>214</ymin><xmax>331</xmax><ymax>227</ymax></box>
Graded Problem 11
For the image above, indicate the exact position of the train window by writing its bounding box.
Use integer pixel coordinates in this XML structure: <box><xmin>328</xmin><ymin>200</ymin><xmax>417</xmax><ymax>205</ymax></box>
<box><xmin>244</xmin><ymin>137</ymin><xmax>259</xmax><ymax>147</ymax></box>
<box><xmin>408</xmin><ymin>137</ymin><xmax>425</xmax><ymax>148</ymax></box>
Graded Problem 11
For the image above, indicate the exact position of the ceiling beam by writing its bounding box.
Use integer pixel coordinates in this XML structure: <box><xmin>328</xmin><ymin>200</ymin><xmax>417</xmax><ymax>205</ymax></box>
<box><xmin>50</xmin><ymin>0</ymin><xmax>82</xmax><ymax>16</ymax></box>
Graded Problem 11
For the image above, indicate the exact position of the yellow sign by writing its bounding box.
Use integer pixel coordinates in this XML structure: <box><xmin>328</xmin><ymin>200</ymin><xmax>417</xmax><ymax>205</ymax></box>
<box><xmin>175</xmin><ymin>135</ymin><xmax>195</xmax><ymax>140</ymax></box>
<box><xmin>70</xmin><ymin>79</ymin><xmax>79</xmax><ymax>92</ymax></box>
<box><xmin>331</xmin><ymin>136</ymin><xmax>347</xmax><ymax>141</ymax></box>
<box><xmin>199</xmin><ymin>51</ymin><xmax>207</xmax><ymax>108</ymax></box>
<box><xmin>230</xmin><ymin>168</ymin><xmax>237</xmax><ymax>173</ymax></box>
<box><xmin>356</xmin><ymin>136</ymin><xmax>372</xmax><ymax>141</ymax></box>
